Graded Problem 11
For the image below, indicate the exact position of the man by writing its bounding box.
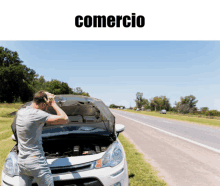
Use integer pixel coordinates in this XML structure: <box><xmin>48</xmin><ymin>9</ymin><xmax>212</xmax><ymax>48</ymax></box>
<box><xmin>16</xmin><ymin>90</ymin><xmax>69</xmax><ymax>186</ymax></box>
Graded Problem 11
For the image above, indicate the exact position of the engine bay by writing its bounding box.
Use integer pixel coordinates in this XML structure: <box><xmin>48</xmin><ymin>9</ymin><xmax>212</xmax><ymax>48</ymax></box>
<box><xmin>42</xmin><ymin>137</ymin><xmax>112</xmax><ymax>159</ymax></box>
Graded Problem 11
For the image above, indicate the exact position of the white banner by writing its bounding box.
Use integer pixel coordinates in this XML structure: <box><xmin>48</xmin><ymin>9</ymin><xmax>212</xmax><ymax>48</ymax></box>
<box><xmin>0</xmin><ymin>0</ymin><xmax>220</xmax><ymax>40</ymax></box>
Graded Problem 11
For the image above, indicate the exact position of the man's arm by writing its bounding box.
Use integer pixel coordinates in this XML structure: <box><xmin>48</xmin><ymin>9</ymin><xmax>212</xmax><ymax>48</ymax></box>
<box><xmin>45</xmin><ymin>93</ymin><xmax>69</xmax><ymax>125</ymax></box>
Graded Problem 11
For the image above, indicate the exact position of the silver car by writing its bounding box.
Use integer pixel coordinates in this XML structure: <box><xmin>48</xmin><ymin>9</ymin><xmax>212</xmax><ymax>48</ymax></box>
<box><xmin>160</xmin><ymin>109</ymin><xmax>167</xmax><ymax>114</ymax></box>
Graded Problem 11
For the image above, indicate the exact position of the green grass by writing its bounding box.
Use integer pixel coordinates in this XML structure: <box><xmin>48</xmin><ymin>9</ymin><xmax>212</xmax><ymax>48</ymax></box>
<box><xmin>0</xmin><ymin>103</ymin><xmax>20</xmax><ymax>183</ymax></box>
<box><xmin>119</xmin><ymin>109</ymin><xmax>220</xmax><ymax>128</ymax></box>
<box><xmin>0</xmin><ymin>130</ymin><xmax>13</xmax><ymax>141</ymax></box>
<box><xmin>0</xmin><ymin>103</ymin><xmax>22</xmax><ymax>109</ymax></box>
<box><xmin>0</xmin><ymin>103</ymin><xmax>21</xmax><ymax>118</ymax></box>
<box><xmin>0</xmin><ymin>103</ymin><xmax>168</xmax><ymax>185</ymax></box>
<box><xmin>0</xmin><ymin>118</ymin><xmax>15</xmax><ymax>131</ymax></box>
<box><xmin>0</xmin><ymin>116</ymin><xmax>17</xmax><ymax>183</ymax></box>
<box><xmin>118</xmin><ymin>134</ymin><xmax>167</xmax><ymax>186</ymax></box>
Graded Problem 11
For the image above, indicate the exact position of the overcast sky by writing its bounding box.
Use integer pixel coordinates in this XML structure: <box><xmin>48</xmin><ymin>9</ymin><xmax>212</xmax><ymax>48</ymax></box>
<box><xmin>1</xmin><ymin>41</ymin><xmax>220</xmax><ymax>110</ymax></box>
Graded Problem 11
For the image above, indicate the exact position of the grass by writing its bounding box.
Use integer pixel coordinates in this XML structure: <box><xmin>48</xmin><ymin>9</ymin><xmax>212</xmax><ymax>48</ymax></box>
<box><xmin>0</xmin><ymin>116</ymin><xmax>16</xmax><ymax>184</ymax></box>
<box><xmin>0</xmin><ymin>103</ymin><xmax>21</xmax><ymax>118</ymax></box>
<box><xmin>0</xmin><ymin>118</ymin><xmax>15</xmax><ymax>131</ymax></box>
<box><xmin>118</xmin><ymin>109</ymin><xmax>220</xmax><ymax>128</ymax></box>
<box><xmin>0</xmin><ymin>103</ymin><xmax>20</xmax><ymax>183</ymax></box>
<box><xmin>118</xmin><ymin>134</ymin><xmax>167</xmax><ymax>186</ymax></box>
<box><xmin>0</xmin><ymin>103</ymin><xmax>22</xmax><ymax>109</ymax></box>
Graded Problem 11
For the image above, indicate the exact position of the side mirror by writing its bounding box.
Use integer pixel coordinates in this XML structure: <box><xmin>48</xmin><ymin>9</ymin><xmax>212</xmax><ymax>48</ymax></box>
<box><xmin>116</xmin><ymin>124</ymin><xmax>125</xmax><ymax>133</ymax></box>
<box><xmin>11</xmin><ymin>134</ymin><xmax>16</xmax><ymax>141</ymax></box>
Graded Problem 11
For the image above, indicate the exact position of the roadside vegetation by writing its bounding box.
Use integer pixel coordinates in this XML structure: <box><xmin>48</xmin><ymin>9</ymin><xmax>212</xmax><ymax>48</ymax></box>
<box><xmin>0</xmin><ymin>103</ymin><xmax>167</xmax><ymax>185</ymax></box>
<box><xmin>0</xmin><ymin>104</ymin><xmax>18</xmax><ymax>182</ymax></box>
<box><xmin>0</xmin><ymin>103</ymin><xmax>21</xmax><ymax>117</ymax></box>
<box><xmin>110</xmin><ymin>92</ymin><xmax>220</xmax><ymax>123</ymax></box>
<box><xmin>118</xmin><ymin>134</ymin><xmax>167</xmax><ymax>186</ymax></box>
<box><xmin>117</xmin><ymin>109</ymin><xmax>220</xmax><ymax>128</ymax></box>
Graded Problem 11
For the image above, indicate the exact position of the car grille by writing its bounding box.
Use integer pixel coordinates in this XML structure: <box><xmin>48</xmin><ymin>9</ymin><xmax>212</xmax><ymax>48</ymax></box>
<box><xmin>32</xmin><ymin>178</ymin><xmax>103</xmax><ymax>186</ymax></box>
<box><xmin>50</xmin><ymin>162</ymin><xmax>95</xmax><ymax>174</ymax></box>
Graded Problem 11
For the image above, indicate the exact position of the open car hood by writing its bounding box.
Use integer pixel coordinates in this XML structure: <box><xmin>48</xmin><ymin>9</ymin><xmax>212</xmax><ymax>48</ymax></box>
<box><xmin>11</xmin><ymin>95</ymin><xmax>116</xmax><ymax>142</ymax></box>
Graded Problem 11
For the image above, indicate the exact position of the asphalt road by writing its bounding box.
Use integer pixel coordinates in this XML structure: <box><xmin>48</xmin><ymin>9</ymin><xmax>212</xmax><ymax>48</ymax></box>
<box><xmin>111</xmin><ymin>109</ymin><xmax>220</xmax><ymax>186</ymax></box>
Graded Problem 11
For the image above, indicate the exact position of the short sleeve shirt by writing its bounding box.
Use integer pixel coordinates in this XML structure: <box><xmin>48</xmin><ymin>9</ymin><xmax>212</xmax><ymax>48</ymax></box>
<box><xmin>16</xmin><ymin>106</ymin><xmax>51</xmax><ymax>162</ymax></box>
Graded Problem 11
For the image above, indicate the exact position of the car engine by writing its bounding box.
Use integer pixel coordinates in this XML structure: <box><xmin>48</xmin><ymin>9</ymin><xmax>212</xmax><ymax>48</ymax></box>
<box><xmin>42</xmin><ymin>138</ymin><xmax>111</xmax><ymax>159</ymax></box>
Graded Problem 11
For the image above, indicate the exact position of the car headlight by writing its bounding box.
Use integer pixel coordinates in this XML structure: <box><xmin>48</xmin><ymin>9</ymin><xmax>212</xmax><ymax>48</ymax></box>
<box><xmin>3</xmin><ymin>152</ymin><xmax>19</xmax><ymax>177</ymax></box>
<box><xmin>95</xmin><ymin>141</ymin><xmax>124</xmax><ymax>168</ymax></box>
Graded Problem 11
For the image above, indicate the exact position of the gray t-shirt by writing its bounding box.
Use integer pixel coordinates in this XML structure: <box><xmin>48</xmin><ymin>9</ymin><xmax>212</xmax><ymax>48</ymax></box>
<box><xmin>16</xmin><ymin>106</ymin><xmax>51</xmax><ymax>162</ymax></box>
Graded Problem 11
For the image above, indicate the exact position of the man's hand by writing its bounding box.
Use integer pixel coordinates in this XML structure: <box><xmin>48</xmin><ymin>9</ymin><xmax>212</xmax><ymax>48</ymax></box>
<box><xmin>44</xmin><ymin>92</ymin><xmax>56</xmax><ymax>107</ymax></box>
<box><xmin>45</xmin><ymin>92</ymin><xmax>69</xmax><ymax>125</ymax></box>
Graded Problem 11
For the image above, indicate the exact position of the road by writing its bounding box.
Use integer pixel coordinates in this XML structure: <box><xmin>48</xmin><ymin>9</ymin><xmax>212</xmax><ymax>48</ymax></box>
<box><xmin>111</xmin><ymin>109</ymin><xmax>220</xmax><ymax>186</ymax></box>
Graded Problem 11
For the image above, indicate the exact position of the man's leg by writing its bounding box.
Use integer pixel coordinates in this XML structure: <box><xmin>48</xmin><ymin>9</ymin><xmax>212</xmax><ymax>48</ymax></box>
<box><xmin>18</xmin><ymin>164</ymin><xmax>34</xmax><ymax>186</ymax></box>
<box><xmin>34</xmin><ymin>170</ymin><xmax>54</xmax><ymax>186</ymax></box>
<box><xmin>19</xmin><ymin>174</ymin><xmax>34</xmax><ymax>186</ymax></box>
<box><xmin>32</xmin><ymin>156</ymin><xmax>54</xmax><ymax>186</ymax></box>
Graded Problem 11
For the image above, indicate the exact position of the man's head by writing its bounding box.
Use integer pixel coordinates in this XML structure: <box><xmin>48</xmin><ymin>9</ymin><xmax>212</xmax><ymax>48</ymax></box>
<box><xmin>33</xmin><ymin>90</ymin><xmax>49</xmax><ymax>111</ymax></box>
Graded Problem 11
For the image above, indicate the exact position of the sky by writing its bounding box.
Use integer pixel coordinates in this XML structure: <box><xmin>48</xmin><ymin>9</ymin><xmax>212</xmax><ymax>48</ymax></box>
<box><xmin>0</xmin><ymin>41</ymin><xmax>220</xmax><ymax>110</ymax></box>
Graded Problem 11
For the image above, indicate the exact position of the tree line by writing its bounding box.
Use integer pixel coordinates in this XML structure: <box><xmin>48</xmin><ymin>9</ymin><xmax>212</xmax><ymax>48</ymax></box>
<box><xmin>112</xmin><ymin>92</ymin><xmax>220</xmax><ymax>116</ymax></box>
<box><xmin>0</xmin><ymin>47</ymin><xmax>90</xmax><ymax>103</ymax></box>
<box><xmin>133</xmin><ymin>92</ymin><xmax>173</xmax><ymax>111</ymax></box>
<box><xmin>109</xmin><ymin>104</ymin><xmax>125</xmax><ymax>109</ymax></box>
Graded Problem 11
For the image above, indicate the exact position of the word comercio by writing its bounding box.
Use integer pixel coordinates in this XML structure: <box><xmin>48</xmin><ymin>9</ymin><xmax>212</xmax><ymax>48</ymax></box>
<box><xmin>75</xmin><ymin>13</ymin><xmax>145</xmax><ymax>28</ymax></box>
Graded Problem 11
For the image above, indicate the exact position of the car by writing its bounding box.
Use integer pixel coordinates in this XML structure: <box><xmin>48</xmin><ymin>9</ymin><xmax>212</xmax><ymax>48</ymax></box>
<box><xmin>136</xmin><ymin>108</ymin><xmax>140</xmax><ymax>111</ymax></box>
<box><xmin>1</xmin><ymin>95</ymin><xmax>129</xmax><ymax>186</ymax></box>
<box><xmin>160</xmin><ymin>109</ymin><xmax>167</xmax><ymax>114</ymax></box>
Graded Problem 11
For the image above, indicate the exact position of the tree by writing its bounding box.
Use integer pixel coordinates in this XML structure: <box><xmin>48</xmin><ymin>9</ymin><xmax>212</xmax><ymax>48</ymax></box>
<box><xmin>173</xmin><ymin>101</ymin><xmax>181</xmax><ymax>113</ymax></box>
<box><xmin>200</xmin><ymin>107</ymin><xmax>209</xmax><ymax>113</ymax></box>
<box><xmin>47</xmin><ymin>79</ymin><xmax>63</xmax><ymax>95</ymax></box>
<box><xmin>135</xmin><ymin>92</ymin><xmax>143</xmax><ymax>108</ymax></box>
<box><xmin>33</xmin><ymin>76</ymin><xmax>74</xmax><ymax>95</ymax></box>
<box><xmin>73</xmin><ymin>87</ymin><xmax>83</xmax><ymax>94</ymax></box>
<box><xmin>160</xmin><ymin>96</ymin><xmax>171</xmax><ymax>110</ymax></box>
<box><xmin>33</xmin><ymin>75</ymin><xmax>47</xmax><ymax>93</ymax></box>
<box><xmin>72</xmin><ymin>87</ymin><xmax>90</xmax><ymax>97</ymax></box>
<box><xmin>150</xmin><ymin>96</ymin><xmax>171</xmax><ymax>111</ymax></box>
<box><xmin>175</xmin><ymin>95</ymin><xmax>198</xmax><ymax>114</ymax></box>
<box><xmin>46</xmin><ymin>79</ymin><xmax>74</xmax><ymax>95</ymax></box>
<box><xmin>0</xmin><ymin>47</ymin><xmax>36</xmax><ymax>103</ymax></box>
<box><xmin>180</xmin><ymin>95</ymin><xmax>198</xmax><ymax>108</ymax></box>
<box><xmin>142</xmin><ymin>99</ymin><xmax>150</xmax><ymax>109</ymax></box>
<box><xmin>109</xmin><ymin>104</ymin><xmax>117</xmax><ymax>108</ymax></box>
<box><xmin>205</xmin><ymin>110</ymin><xmax>219</xmax><ymax>116</ymax></box>
<box><xmin>135</xmin><ymin>92</ymin><xmax>149</xmax><ymax>109</ymax></box>
<box><xmin>109</xmin><ymin>104</ymin><xmax>125</xmax><ymax>109</ymax></box>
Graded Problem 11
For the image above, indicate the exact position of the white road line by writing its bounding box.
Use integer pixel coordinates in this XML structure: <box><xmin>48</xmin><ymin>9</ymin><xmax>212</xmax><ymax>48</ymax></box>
<box><xmin>163</xmin><ymin>120</ymin><xmax>172</xmax><ymax>124</ymax></box>
<box><xmin>113</xmin><ymin>112</ymin><xmax>220</xmax><ymax>154</ymax></box>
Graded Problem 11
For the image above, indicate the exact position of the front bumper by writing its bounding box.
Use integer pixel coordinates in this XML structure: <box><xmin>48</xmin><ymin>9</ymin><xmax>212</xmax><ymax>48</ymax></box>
<box><xmin>1</xmin><ymin>157</ymin><xmax>128</xmax><ymax>186</ymax></box>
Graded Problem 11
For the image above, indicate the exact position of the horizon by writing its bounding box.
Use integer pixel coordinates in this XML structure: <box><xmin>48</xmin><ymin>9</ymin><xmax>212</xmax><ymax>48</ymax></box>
<box><xmin>0</xmin><ymin>41</ymin><xmax>220</xmax><ymax>111</ymax></box>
